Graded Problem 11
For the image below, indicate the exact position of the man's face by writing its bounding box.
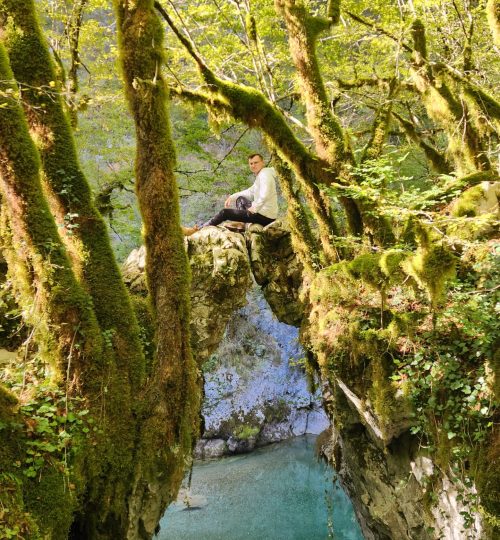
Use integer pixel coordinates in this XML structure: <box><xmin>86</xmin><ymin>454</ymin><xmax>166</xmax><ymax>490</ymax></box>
<box><xmin>248</xmin><ymin>155</ymin><xmax>265</xmax><ymax>175</ymax></box>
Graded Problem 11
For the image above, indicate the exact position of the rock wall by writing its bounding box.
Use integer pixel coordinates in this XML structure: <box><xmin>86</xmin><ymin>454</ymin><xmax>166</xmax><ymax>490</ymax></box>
<box><xmin>196</xmin><ymin>286</ymin><xmax>328</xmax><ymax>458</ymax></box>
<box><xmin>319</xmin><ymin>385</ymin><xmax>482</xmax><ymax>540</ymax></box>
<box><xmin>245</xmin><ymin>221</ymin><xmax>304</xmax><ymax>326</ymax></box>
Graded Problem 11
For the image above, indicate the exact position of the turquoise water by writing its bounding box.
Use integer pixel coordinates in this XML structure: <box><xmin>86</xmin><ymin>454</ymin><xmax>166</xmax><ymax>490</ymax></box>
<box><xmin>156</xmin><ymin>435</ymin><xmax>364</xmax><ymax>540</ymax></box>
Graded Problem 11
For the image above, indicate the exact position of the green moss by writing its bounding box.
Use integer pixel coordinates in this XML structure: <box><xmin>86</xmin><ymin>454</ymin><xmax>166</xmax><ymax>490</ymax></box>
<box><xmin>451</xmin><ymin>184</ymin><xmax>487</xmax><ymax>217</ymax></box>
<box><xmin>380</xmin><ymin>249</ymin><xmax>407</xmax><ymax>280</ymax></box>
<box><xmin>356</xmin><ymin>328</ymin><xmax>391</xmax><ymax>358</ymax></box>
<box><xmin>245</xmin><ymin>14</ymin><xmax>257</xmax><ymax>43</ymax></box>
<box><xmin>0</xmin><ymin>384</ymin><xmax>18</xmax><ymax>420</ymax></box>
<box><xmin>345</xmin><ymin>249</ymin><xmax>406</xmax><ymax>292</ymax></box>
<box><xmin>369</xmin><ymin>356</ymin><xmax>397</xmax><ymax>428</ymax></box>
<box><xmin>347</xmin><ymin>253</ymin><xmax>385</xmax><ymax>289</ymax></box>
<box><xmin>130</xmin><ymin>294</ymin><xmax>155</xmax><ymax>371</ymax></box>
<box><xmin>386</xmin><ymin>311</ymin><xmax>424</xmax><ymax>340</ymax></box>
<box><xmin>0</xmin><ymin>473</ymin><xmax>42</xmax><ymax>540</ymax></box>
<box><xmin>411</xmin><ymin>19</ymin><xmax>427</xmax><ymax>62</ymax></box>
<box><xmin>327</xmin><ymin>0</ymin><xmax>341</xmax><ymax>24</ymax></box>
<box><xmin>234</xmin><ymin>424</ymin><xmax>260</xmax><ymax>440</ymax></box>
<box><xmin>487</xmin><ymin>0</ymin><xmax>500</xmax><ymax>47</ymax></box>
<box><xmin>24</xmin><ymin>468</ymin><xmax>76</xmax><ymax>540</ymax></box>
<box><xmin>272</xmin><ymin>153</ymin><xmax>320</xmax><ymax>271</ymax></box>
<box><xmin>403</xmin><ymin>244</ymin><xmax>456</xmax><ymax>308</ymax></box>
<box><xmin>262</xmin><ymin>399</ymin><xmax>291</xmax><ymax>423</ymax></box>
<box><xmin>399</xmin><ymin>215</ymin><xmax>419</xmax><ymax>247</ymax></box>
<box><xmin>471</xmin><ymin>428</ymin><xmax>500</xmax><ymax>535</ymax></box>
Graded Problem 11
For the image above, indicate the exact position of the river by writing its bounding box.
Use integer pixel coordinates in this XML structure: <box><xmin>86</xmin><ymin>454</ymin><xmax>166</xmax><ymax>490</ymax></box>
<box><xmin>156</xmin><ymin>435</ymin><xmax>364</xmax><ymax>540</ymax></box>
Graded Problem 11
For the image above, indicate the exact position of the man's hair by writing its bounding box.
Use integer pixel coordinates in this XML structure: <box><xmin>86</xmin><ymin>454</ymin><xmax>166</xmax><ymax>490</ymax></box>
<box><xmin>248</xmin><ymin>153</ymin><xmax>264</xmax><ymax>161</ymax></box>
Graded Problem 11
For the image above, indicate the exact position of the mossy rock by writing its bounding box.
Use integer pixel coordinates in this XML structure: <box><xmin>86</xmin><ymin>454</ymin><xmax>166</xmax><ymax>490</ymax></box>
<box><xmin>346</xmin><ymin>249</ymin><xmax>407</xmax><ymax>291</ymax></box>
<box><xmin>122</xmin><ymin>228</ymin><xmax>253</xmax><ymax>363</ymax></box>
<box><xmin>471</xmin><ymin>427</ymin><xmax>500</xmax><ymax>536</ymax></box>
<box><xmin>346</xmin><ymin>253</ymin><xmax>386</xmax><ymax>289</ymax></box>
<box><xmin>246</xmin><ymin>221</ymin><xmax>304</xmax><ymax>326</ymax></box>
<box><xmin>0</xmin><ymin>473</ymin><xmax>42</xmax><ymax>540</ymax></box>
<box><xmin>451</xmin><ymin>182</ymin><xmax>499</xmax><ymax>218</ymax></box>
<box><xmin>234</xmin><ymin>424</ymin><xmax>260</xmax><ymax>440</ymax></box>
<box><xmin>447</xmin><ymin>182</ymin><xmax>500</xmax><ymax>240</ymax></box>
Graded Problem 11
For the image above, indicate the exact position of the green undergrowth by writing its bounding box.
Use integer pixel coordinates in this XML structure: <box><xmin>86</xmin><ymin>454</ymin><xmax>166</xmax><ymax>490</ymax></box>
<box><xmin>0</xmin><ymin>354</ymin><xmax>98</xmax><ymax>539</ymax></box>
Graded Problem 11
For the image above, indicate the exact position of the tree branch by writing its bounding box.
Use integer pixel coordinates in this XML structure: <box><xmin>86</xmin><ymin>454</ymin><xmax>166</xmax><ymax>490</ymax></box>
<box><xmin>344</xmin><ymin>10</ymin><xmax>413</xmax><ymax>53</ymax></box>
<box><xmin>391</xmin><ymin>110</ymin><xmax>451</xmax><ymax>174</ymax></box>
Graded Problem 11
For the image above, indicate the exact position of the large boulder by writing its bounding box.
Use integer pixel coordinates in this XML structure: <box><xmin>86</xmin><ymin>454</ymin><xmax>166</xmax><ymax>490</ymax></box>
<box><xmin>122</xmin><ymin>226</ymin><xmax>252</xmax><ymax>363</ymax></box>
<box><xmin>186</xmin><ymin>227</ymin><xmax>252</xmax><ymax>362</ymax></box>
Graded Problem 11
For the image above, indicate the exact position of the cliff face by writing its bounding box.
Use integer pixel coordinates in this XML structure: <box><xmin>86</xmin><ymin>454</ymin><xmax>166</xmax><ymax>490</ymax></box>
<box><xmin>123</xmin><ymin>214</ymin><xmax>497</xmax><ymax>540</ymax></box>
<box><xmin>196</xmin><ymin>286</ymin><xmax>328</xmax><ymax>458</ymax></box>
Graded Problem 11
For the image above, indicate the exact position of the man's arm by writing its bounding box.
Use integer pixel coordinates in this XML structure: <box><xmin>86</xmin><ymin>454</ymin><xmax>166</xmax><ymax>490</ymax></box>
<box><xmin>225</xmin><ymin>184</ymin><xmax>255</xmax><ymax>207</ymax></box>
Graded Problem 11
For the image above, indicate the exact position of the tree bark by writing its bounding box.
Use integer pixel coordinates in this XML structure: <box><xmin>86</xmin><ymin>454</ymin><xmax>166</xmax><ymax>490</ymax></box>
<box><xmin>67</xmin><ymin>0</ymin><xmax>88</xmax><ymax>128</ymax></box>
<box><xmin>410</xmin><ymin>19</ymin><xmax>492</xmax><ymax>175</ymax></box>
<box><xmin>0</xmin><ymin>0</ymin><xmax>145</xmax><ymax>392</ymax></box>
<box><xmin>271</xmin><ymin>151</ymin><xmax>324</xmax><ymax>270</ymax></box>
<box><xmin>113</xmin><ymin>1</ymin><xmax>201</xmax><ymax>537</ymax></box>
<box><xmin>0</xmin><ymin>41</ymin><xmax>103</xmax><ymax>388</ymax></box>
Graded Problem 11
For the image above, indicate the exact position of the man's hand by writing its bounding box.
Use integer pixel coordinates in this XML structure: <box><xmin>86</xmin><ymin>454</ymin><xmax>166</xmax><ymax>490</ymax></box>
<box><xmin>224</xmin><ymin>196</ymin><xmax>232</xmax><ymax>208</ymax></box>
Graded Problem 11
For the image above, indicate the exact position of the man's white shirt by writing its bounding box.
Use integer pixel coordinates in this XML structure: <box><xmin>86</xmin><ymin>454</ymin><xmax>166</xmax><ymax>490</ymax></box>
<box><xmin>230</xmin><ymin>167</ymin><xmax>278</xmax><ymax>219</ymax></box>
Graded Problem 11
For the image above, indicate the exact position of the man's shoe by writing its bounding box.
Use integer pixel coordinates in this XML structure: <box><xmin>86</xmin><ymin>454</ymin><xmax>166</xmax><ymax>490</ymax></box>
<box><xmin>182</xmin><ymin>225</ymin><xmax>199</xmax><ymax>236</ymax></box>
<box><xmin>224</xmin><ymin>221</ymin><xmax>245</xmax><ymax>233</ymax></box>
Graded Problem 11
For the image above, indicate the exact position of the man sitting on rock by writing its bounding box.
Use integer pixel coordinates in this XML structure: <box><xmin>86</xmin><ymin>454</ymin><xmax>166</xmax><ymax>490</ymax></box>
<box><xmin>186</xmin><ymin>153</ymin><xmax>278</xmax><ymax>234</ymax></box>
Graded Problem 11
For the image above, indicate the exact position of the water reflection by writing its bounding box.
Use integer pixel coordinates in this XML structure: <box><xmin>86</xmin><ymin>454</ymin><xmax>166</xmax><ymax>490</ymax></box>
<box><xmin>157</xmin><ymin>435</ymin><xmax>364</xmax><ymax>540</ymax></box>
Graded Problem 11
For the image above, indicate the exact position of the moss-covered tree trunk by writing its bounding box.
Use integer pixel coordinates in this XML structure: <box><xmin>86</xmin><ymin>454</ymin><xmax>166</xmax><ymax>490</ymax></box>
<box><xmin>409</xmin><ymin>19</ymin><xmax>492</xmax><ymax>175</ymax></box>
<box><xmin>0</xmin><ymin>0</ymin><xmax>145</xmax><ymax>393</ymax></box>
<box><xmin>275</xmin><ymin>0</ymin><xmax>395</xmax><ymax>247</ymax></box>
<box><xmin>113</xmin><ymin>1</ymin><xmax>200</xmax><ymax>538</ymax></box>
<box><xmin>271</xmin><ymin>151</ymin><xmax>323</xmax><ymax>271</ymax></box>
<box><xmin>0</xmin><ymin>41</ymin><xmax>103</xmax><ymax>388</ymax></box>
